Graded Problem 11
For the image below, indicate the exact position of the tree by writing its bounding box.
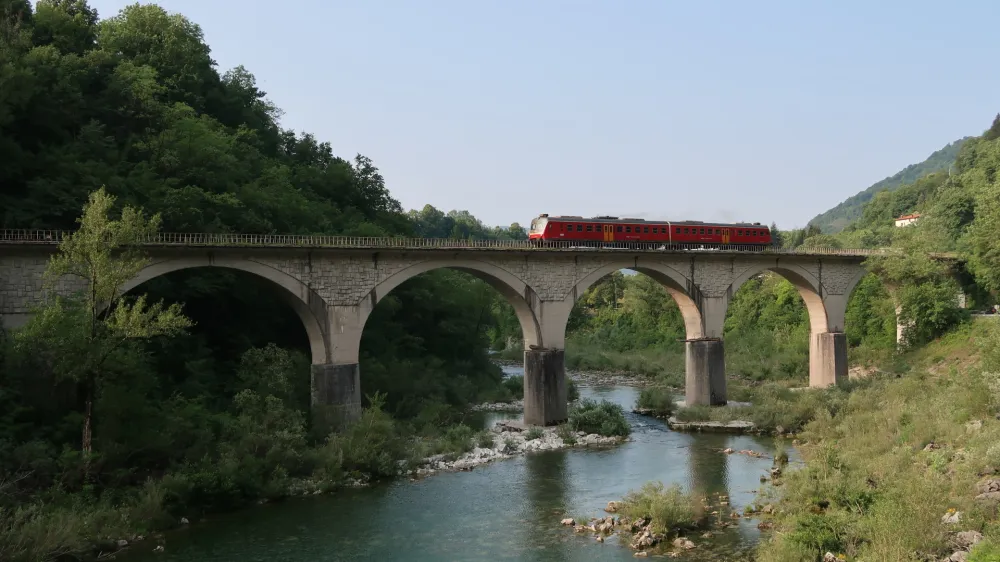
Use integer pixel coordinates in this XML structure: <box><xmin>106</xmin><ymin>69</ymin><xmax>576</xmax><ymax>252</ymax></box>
<box><xmin>770</xmin><ymin>222</ymin><xmax>784</xmax><ymax>248</ymax></box>
<box><xmin>16</xmin><ymin>188</ymin><xmax>191</xmax><ymax>469</ymax></box>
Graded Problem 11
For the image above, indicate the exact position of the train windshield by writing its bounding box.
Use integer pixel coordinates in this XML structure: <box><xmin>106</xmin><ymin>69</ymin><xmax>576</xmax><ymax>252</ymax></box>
<box><xmin>530</xmin><ymin>217</ymin><xmax>545</xmax><ymax>233</ymax></box>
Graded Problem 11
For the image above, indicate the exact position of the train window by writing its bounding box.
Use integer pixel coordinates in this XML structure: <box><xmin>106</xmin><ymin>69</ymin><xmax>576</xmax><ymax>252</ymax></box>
<box><xmin>576</xmin><ymin>224</ymin><xmax>582</xmax><ymax>232</ymax></box>
<box><xmin>644</xmin><ymin>227</ymin><xmax>649</xmax><ymax>233</ymax></box>
<box><xmin>684</xmin><ymin>228</ymin><xmax>689</xmax><ymax>234</ymax></box>
<box><xmin>586</xmin><ymin>225</ymin><xmax>593</xmax><ymax>232</ymax></box>
<box><xmin>652</xmin><ymin>227</ymin><xmax>657</xmax><ymax>233</ymax></box>
<box><xmin>699</xmin><ymin>228</ymin><xmax>705</xmax><ymax>234</ymax></box>
<box><xmin>617</xmin><ymin>226</ymin><xmax>623</xmax><ymax>232</ymax></box>
<box><xmin>676</xmin><ymin>227</ymin><xmax>681</xmax><ymax>234</ymax></box>
<box><xmin>625</xmin><ymin>226</ymin><xmax>631</xmax><ymax>232</ymax></box>
<box><xmin>737</xmin><ymin>230</ymin><xmax>743</xmax><ymax>235</ymax></box>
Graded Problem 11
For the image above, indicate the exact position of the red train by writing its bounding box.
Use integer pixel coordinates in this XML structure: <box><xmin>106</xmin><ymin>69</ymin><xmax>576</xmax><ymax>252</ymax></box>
<box><xmin>528</xmin><ymin>214</ymin><xmax>773</xmax><ymax>247</ymax></box>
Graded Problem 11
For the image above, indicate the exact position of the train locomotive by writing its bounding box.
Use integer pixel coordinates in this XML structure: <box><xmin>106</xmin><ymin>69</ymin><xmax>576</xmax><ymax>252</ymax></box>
<box><xmin>527</xmin><ymin>214</ymin><xmax>773</xmax><ymax>248</ymax></box>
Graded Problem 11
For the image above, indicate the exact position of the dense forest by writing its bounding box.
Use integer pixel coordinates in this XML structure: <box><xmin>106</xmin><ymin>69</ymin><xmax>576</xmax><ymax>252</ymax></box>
<box><xmin>0</xmin><ymin>2</ymin><xmax>529</xmax><ymax>559</ymax></box>
<box><xmin>808</xmin><ymin>137</ymin><xmax>969</xmax><ymax>233</ymax></box>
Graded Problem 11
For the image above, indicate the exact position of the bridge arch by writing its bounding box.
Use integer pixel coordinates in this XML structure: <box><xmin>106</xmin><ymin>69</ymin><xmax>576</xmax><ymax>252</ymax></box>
<box><xmin>366</xmin><ymin>259</ymin><xmax>542</xmax><ymax>348</ymax></box>
<box><xmin>122</xmin><ymin>256</ymin><xmax>330</xmax><ymax>365</ymax></box>
<box><xmin>571</xmin><ymin>260</ymin><xmax>704</xmax><ymax>340</ymax></box>
<box><xmin>728</xmin><ymin>263</ymin><xmax>829</xmax><ymax>335</ymax></box>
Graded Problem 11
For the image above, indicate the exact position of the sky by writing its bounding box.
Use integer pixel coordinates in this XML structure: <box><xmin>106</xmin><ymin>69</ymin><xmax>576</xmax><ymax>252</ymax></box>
<box><xmin>85</xmin><ymin>0</ymin><xmax>1000</xmax><ymax>229</ymax></box>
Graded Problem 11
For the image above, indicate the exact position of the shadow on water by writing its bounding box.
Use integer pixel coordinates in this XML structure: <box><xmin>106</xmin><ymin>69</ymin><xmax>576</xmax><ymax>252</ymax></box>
<box><xmin>120</xmin><ymin>371</ymin><xmax>788</xmax><ymax>561</ymax></box>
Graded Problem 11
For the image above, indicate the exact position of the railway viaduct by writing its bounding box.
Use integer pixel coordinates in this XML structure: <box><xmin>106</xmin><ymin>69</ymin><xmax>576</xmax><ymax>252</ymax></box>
<box><xmin>0</xmin><ymin>231</ymin><xmax>880</xmax><ymax>429</ymax></box>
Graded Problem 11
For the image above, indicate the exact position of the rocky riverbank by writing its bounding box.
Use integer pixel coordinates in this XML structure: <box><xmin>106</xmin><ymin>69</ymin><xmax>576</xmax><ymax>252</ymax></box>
<box><xmin>412</xmin><ymin>422</ymin><xmax>625</xmax><ymax>476</ymax></box>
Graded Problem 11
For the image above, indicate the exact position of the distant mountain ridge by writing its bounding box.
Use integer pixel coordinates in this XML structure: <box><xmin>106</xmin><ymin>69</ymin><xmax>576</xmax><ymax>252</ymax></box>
<box><xmin>809</xmin><ymin>138</ymin><xmax>971</xmax><ymax>233</ymax></box>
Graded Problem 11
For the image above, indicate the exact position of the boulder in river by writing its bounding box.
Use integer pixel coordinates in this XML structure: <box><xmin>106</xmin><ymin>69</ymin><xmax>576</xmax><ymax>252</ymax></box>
<box><xmin>605</xmin><ymin>501</ymin><xmax>619</xmax><ymax>513</ymax></box>
<box><xmin>561</xmin><ymin>518</ymin><xmax>575</xmax><ymax>526</ymax></box>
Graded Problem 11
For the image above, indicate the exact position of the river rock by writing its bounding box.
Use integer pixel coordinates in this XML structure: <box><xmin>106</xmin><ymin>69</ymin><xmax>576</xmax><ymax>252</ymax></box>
<box><xmin>117</xmin><ymin>539</ymin><xmax>129</xmax><ymax>548</ymax></box>
<box><xmin>673</xmin><ymin>537</ymin><xmax>695</xmax><ymax>550</ymax></box>
<box><xmin>605</xmin><ymin>501</ymin><xmax>620</xmax><ymax>513</ymax></box>
<box><xmin>941</xmin><ymin>510</ymin><xmax>962</xmax><ymax>524</ymax></box>
<box><xmin>975</xmin><ymin>479</ymin><xmax>1000</xmax><ymax>494</ymax></box>
<box><xmin>153</xmin><ymin>545</ymin><xmax>164</xmax><ymax>553</ymax></box>
<box><xmin>561</xmin><ymin>518</ymin><xmax>575</xmax><ymax>526</ymax></box>
<box><xmin>954</xmin><ymin>530</ymin><xmax>983</xmax><ymax>549</ymax></box>
<box><xmin>180</xmin><ymin>517</ymin><xmax>189</xmax><ymax>525</ymax></box>
<box><xmin>947</xmin><ymin>551</ymin><xmax>969</xmax><ymax>562</ymax></box>
<box><xmin>975</xmin><ymin>491</ymin><xmax>1000</xmax><ymax>503</ymax></box>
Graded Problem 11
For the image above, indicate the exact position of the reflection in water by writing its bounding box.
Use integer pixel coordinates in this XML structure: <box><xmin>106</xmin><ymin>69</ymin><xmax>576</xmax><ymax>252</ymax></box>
<box><xmin>688</xmin><ymin>437</ymin><xmax>729</xmax><ymax>500</ymax></box>
<box><xmin>523</xmin><ymin>453</ymin><xmax>570</xmax><ymax>562</ymax></box>
<box><xmin>121</xmin><ymin>372</ymin><xmax>791</xmax><ymax>562</ymax></box>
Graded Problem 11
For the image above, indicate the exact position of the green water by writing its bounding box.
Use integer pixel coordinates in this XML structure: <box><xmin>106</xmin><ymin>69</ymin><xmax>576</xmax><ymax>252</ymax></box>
<box><xmin>123</xmin><ymin>370</ymin><xmax>789</xmax><ymax>561</ymax></box>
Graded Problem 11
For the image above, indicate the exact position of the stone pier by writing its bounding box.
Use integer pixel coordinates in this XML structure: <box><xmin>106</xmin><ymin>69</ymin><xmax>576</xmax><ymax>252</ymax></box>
<box><xmin>523</xmin><ymin>348</ymin><xmax>567</xmax><ymax>426</ymax></box>
<box><xmin>809</xmin><ymin>332</ymin><xmax>847</xmax><ymax>387</ymax></box>
<box><xmin>685</xmin><ymin>339</ymin><xmax>727</xmax><ymax>406</ymax></box>
<box><xmin>311</xmin><ymin>363</ymin><xmax>362</xmax><ymax>432</ymax></box>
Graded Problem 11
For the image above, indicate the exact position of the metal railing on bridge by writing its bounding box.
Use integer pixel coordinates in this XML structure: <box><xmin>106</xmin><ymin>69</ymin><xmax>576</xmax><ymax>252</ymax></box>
<box><xmin>0</xmin><ymin>229</ymin><xmax>889</xmax><ymax>257</ymax></box>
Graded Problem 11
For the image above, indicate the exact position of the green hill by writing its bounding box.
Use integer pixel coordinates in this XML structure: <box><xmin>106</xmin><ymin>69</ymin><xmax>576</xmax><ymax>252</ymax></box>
<box><xmin>809</xmin><ymin>138</ymin><xmax>970</xmax><ymax>233</ymax></box>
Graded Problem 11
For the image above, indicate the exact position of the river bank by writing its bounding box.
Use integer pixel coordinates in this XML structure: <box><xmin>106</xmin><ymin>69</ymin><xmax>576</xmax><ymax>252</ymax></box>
<box><xmin>114</xmin><ymin>380</ymin><xmax>791</xmax><ymax>561</ymax></box>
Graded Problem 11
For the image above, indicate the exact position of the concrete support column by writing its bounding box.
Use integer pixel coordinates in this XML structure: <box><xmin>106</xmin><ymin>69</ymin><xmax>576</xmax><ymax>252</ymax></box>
<box><xmin>685</xmin><ymin>339</ymin><xmax>727</xmax><ymax>406</ymax></box>
<box><xmin>311</xmin><ymin>362</ymin><xmax>362</xmax><ymax>434</ymax></box>
<box><xmin>523</xmin><ymin>348</ymin><xmax>567</xmax><ymax>426</ymax></box>
<box><xmin>809</xmin><ymin>332</ymin><xmax>847</xmax><ymax>388</ymax></box>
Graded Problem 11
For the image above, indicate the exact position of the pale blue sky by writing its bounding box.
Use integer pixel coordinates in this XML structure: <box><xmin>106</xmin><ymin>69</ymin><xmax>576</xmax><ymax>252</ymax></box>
<box><xmin>86</xmin><ymin>0</ymin><xmax>1000</xmax><ymax>229</ymax></box>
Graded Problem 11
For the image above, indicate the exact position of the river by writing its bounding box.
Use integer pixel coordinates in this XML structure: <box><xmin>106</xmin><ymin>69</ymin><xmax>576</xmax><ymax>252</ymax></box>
<box><xmin>123</xmin><ymin>366</ymin><xmax>791</xmax><ymax>561</ymax></box>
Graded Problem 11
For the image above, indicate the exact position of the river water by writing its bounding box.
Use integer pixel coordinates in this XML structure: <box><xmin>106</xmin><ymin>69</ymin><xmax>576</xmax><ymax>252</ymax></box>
<box><xmin>125</xmin><ymin>366</ymin><xmax>789</xmax><ymax>561</ymax></box>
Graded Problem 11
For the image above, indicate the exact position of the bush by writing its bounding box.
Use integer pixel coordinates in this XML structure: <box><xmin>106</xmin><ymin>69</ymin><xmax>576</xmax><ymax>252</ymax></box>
<box><xmin>475</xmin><ymin>431</ymin><xmax>494</xmax><ymax>449</ymax></box>
<box><xmin>525</xmin><ymin>427</ymin><xmax>544</xmax><ymax>440</ymax></box>
<box><xmin>320</xmin><ymin>393</ymin><xmax>412</xmax><ymax>478</ymax></box>
<box><xmin>568</xmin><ymin>399</ymin><xmax>630</xmax><ymax>437</ymax></box>
<box><xmin>636</xmin><ymin>386</ymin><xmax>675</xmax><ymax>415</ymax></box>
<box><xmin>567</xmin><ymin>378</ymin><xmax>580</xmax><ymax>401</ymax></box>
<box><xmin>556</xmin><ymin>424</ymin><xmax>577</xmax><ymax>445</ymax></box>
<box><xmin>502</xmin><ymin>375</ymin><xmax>524</xmax><ymax>400</ymax></box>
<box><xmin>619</xmin><ymin>482</ymin><xmax>703</xmax><ymax>536</ymax></box>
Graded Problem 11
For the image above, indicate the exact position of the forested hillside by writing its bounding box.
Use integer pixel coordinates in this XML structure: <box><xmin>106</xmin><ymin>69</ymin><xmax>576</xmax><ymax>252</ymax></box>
<box><xmin>0</xmin><ymin>3</ymin><xmax>527</xmax><ymax>558</ymax></box>
<box><xmin>808</xmin><ymin>138</ymin><xmax>968</xmax><ymax>233</ymax></box>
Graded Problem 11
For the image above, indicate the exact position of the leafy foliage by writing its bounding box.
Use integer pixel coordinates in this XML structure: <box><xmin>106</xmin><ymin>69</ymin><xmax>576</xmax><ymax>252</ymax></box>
<box><xmin>568</xmin><ymin>399</ymin><xmax>630</xmax><ymax>437</ymax></box>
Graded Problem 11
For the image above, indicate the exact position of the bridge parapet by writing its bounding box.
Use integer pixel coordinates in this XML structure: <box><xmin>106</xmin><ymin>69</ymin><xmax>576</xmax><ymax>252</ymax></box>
<box><xmin>0</xmin><ymin>229</ymin><xmax>888</xmax><ymax>257</ymax></box>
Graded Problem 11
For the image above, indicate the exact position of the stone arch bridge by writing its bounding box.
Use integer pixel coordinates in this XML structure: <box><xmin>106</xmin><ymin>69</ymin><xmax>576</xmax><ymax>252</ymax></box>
<box><xmin>0</xmin><ymin>232</ymin><xmax>882</xmax><ymax>429</ymax></box>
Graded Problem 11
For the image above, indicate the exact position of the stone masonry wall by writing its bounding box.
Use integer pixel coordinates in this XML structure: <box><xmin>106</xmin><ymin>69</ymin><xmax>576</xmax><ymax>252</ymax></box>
<box><xmin>0</xmin><ymin>247</ymin><xmax>869</xmax><ymax>315</ymax></box>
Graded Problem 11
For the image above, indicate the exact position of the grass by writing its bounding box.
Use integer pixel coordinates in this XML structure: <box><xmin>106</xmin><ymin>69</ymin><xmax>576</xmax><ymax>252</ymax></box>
<box><xmin>672</xmin><ymin>380</ymin><xmax>872</xmax><ymax>434</ymax></box>
<box><xmin>525</xmin><ymin>427</ymin><xmax>544</xmax><ymax>440</ymax></box>
<box><xmin>568</xmin><ymin>399</ymin><xmax>630</xmax><ymax>437</ymax></box>
<box><xmin>566</xmin><ymin>345</ymin><xmax>685</xmax><ymax>387</ymax></box>
<box><xmin>636</xmin><ymin>386</ymin><xmax>676</xmax><ymax>416</ymax></box>
<box><xmin>618</xmin><ymin>482</ymin><xmax>705</xmax><ymax>536</ymax></box>
<box><xmin>754</xmin><ymin>318</ymin><xmax>1000</xmax><ymax>561</ymax></box>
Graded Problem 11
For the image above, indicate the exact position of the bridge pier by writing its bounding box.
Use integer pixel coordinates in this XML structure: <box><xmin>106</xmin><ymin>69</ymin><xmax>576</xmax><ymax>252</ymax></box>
<box><xmin>809</xmin><ymin>332</ymin><xmax>847</xmax><ymax>387</ymax></box>
<box><xmin>523</xmin><ymin>348</ymin><xmax>567</xmax><ymax>426</ymax></box>
<box><xmin>311</xmin><ymin>362</ymin><xmax>362</xmax><ymax>433</ymax></box>
<box><xmin>685</xmin><ymin>339</ymin><xmax>727</xmax><ymax>406</ymax></box>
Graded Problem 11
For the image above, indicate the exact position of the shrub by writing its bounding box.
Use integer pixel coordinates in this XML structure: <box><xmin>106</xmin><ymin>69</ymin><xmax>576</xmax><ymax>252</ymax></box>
<box><xmin>437</xmin><ymin>424</ymin><xmax>476</xmax><ymax>455</ymax></box>
<box><xmin>567</xmin><ymin>378</ymin><xmax>580</xmax><ymax>401</ymax></box>
<box><xmin>320</xmin><ymin>393</ymin><xmax>411</xmax><ymax>478</ymax></box>
<box><xmin>568</xmin><ymin>399</ymin><xmax>630</xmax><ymax>437</ymax></box>
<box><xmin>619</xmin><ymin>482</ymin><xmax>703</xmax><ymax>536</ymax></box>
<box><xmin>525</xmin><ymin>427</ymin><xmax>544</xmax><ymax>440</ymax></box>
<box><xmin>502</xmin><ymin>375</ymin><xmax>524</xmax><ymax>399</ymax></box>
<box><xmin>636</xmin><ymin>386</ymin><xmax>675</xmax><ymax>415</ymax></box>
<box><xmin>556</xmin><ymin>424</ymin><xmax>577</xmax><ymax>445</ymax></box>
<box><xmin>475</xmin><ymin>431</ymin><xmax>494</xmax><ymax>449</ymax></box>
